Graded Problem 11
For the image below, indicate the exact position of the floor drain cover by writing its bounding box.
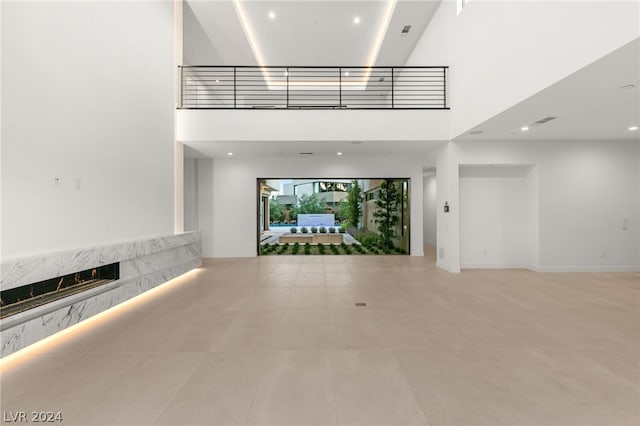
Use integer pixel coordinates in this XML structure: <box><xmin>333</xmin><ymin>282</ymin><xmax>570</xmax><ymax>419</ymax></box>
<box><xmin>355</xmin><ymin>302</ymin><xmax>367</xmax><ymax>307</ymax></box>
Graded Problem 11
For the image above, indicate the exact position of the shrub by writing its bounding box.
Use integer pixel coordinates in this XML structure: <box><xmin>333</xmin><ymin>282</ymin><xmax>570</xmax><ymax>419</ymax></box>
<box><xmin>292</xmin><ymin>242</ymin><xmax>300</xmax><ymax>255</ymax></box>
<box><xmin>290</xmin><ymin>227</ymin><xmax>298</xmax><ymax>233</ymax></box>
<box><xmin>328</xmin><ymin>227</ymin><xmax>336</xmax><ymax>234</ymax></box>
<box><xmin>278</xmin><ymin>243</ymin><xmax>289</xmax><ymax>254</ymax></box>
<box><xmin>311</xmin><ymin>226</ymin><xmax>318</xmax><ymax>233</ymax></box>
<box><xmin>318</xmin><ymin>244</ymin><xmax>326</xmax><ymax>254</ymax></box>
<box><xmin>319</xmin><ymin>226</ymin><xmax>327</xmax><ymax>234</ymax></box>
<box><xmin>304</xmin><ymin>242</ymin><xmax>311</xmax><ymax>255</ymax></box>
<box><xmin>301</xmin><ymin>227</ymin><xmax>308</xmax><ymax>233</ymax></box>
<box><xmin>361</xmin><ymin>235</ymin><xmax>378</xmax><ymax>249</ymax></box>
<box><xmin>339</xmin><ymin>227</ymin><xmax>346</xmax><ymax>234</ymax></box>
<box><xmin>330</xmin><ymin>243</ymin><xmax>340</xmax><ymax>254</ymax></box>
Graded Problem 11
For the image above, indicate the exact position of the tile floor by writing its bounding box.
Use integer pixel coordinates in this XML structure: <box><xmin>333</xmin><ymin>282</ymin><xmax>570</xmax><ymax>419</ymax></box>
<box><xmin>1</xmin><ymin>254</ymin><xmax>638</xmax><ymax>425</ymax></box>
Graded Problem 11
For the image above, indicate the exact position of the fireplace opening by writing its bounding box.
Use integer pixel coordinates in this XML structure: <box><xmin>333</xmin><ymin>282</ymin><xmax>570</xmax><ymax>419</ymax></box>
<box><xmin>0</xmin><ymin>263</ymin><xmax>119</xmax><ymax>319</ymax></box>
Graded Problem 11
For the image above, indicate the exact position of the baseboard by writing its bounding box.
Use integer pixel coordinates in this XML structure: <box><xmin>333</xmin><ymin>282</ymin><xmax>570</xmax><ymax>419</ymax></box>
<box><xmin>436</xmin><ymin>260</ymin><xmax>461</xmax><ymax>273</ymax></box>
<box><xmin>460</xmin><ymin>263</ymin><xmax>526</xmax><ymax>270</ymax></box>
<box><xmin>457</xmin><ymin>263</ymin><xmax>639</xmax><ymax>273</ymax></box>
<box><xmin>535</xmin><ymin>265</ymin><xmax>640</xmax><ymax>273</ymax></box>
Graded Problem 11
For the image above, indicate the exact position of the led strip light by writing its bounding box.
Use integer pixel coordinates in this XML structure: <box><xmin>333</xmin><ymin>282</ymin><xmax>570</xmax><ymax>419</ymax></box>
<box><xmin>232</xmin><ymin>0</ymin><xmax>398</xmax><ymax>90</ymax></box>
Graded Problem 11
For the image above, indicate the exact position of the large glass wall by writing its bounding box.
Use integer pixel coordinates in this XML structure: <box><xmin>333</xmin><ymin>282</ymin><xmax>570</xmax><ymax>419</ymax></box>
<box><xmin>258</xmin><ymin>178</ymin><xmax>410</xmax><ymax>255</ymax></box>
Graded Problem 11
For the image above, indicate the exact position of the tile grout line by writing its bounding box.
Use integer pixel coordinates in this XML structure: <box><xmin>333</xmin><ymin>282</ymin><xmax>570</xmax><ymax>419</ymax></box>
<box><xmin>148</xmin><ymin>351</ymin><xmax>209</xmax><ymax>425</ymax></box>
<box><xmin>390</xmin><ymin>349</ymin><xmax>434</xmax><ymax>426</ymax></box>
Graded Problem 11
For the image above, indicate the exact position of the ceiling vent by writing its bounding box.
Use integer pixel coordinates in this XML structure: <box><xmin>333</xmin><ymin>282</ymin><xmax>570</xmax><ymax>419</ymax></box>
<box><xmin>401</xmin><ymin>25</ymin><xmax>411</xmax><ymax>35</ymax></box>
<box><xmin>299</xmin><ymin>152</ymin><xmax>314</xmax><ymax>155</ymax></box>
<box><xmin>532</xmin><ymin>116</ymin><xmax>557</xmax><ymax>125</ymax></box>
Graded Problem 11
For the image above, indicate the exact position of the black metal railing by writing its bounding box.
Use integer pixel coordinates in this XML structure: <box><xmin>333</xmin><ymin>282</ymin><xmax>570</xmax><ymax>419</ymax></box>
<box><xmin>179</xmin><ymin>66</ymin><xmax>448</xmax><ymax>110</ymax></box>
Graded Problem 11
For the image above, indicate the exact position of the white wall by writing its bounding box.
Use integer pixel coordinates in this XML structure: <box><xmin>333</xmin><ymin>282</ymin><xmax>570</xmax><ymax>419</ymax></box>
<box><xmin>435</xmin><ymin>142</ymin><xmax>460</xmax><ymax>272</ymax></box>
<box><xmin>196</xmin><ymin>159</ymin><xmax>214</xmax><ymax>257</ymax></box>
<box><xmin>177</xmin><ymin>109</ymin><xmax>450</xmax><ymax>142</ymax></box>
<box><xmin>208</xmin><ymin>156</ymin><xmax>424</xmax><ymax>257</ymax></box>
<box><xmin>422</xmin><ymin>174</ymin><xmax>437</xmax><ymax>246</ymax></box>
<box><xmin>184</xmin><ymin>158</ymin><xmax>197</xmax><ymax>232</ymax></box>
<box><xmin>183</xmin><ymin>157</ymin><xmax>214</xmax><ymax>255</ymax></box>
<box><xmin>459</xmin><ymin>165</ymin><xmax>534</xmax><ymax>268</ymax></box>
<box><xmin>449</xmin><ymin>140</ymin><xmax>639</xmax><ymax>272</ymax></box>
<box><xmin>535</xmin><ymin>142</ymin><xmax>638</xmax><ymax>270</ymax></box>
<box><xmin>1</xmin><ymin>0</ymin><xmax>175</xmax><ymax>259</ymax></box>
<box><xmin>407</xmin><ymin>0</ymin><xmax>639</xmax><ymax>138</ymax></box>
<box><xmin>523</xmin><ymin>166</ymin><xmax>540</xmax><ymax>269</ymax></box>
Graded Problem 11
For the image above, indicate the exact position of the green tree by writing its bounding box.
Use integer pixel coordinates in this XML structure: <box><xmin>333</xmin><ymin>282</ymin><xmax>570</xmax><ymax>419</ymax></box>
<box><xmin>373</xmin><ymin>180</ymin><xmax>400</xmax><ymax>249</ymax></box>
<box><xmin>346</xmin><ymin>180</ymin><xmax>363</xmax><ymax>229</ymax></box>
<box><xmin>269</xmin><ymin>199</ymin><xmax>285</xmax><ymax>223</ymax></box>
<box><xmin>336</xmin><ymin>198</ymin><xmax>349</xmax><ymax>223</ymax></box>
<box><xmin>296</xmin><ymin>193</ymin><xmax>327</xmax><ymax>214</ymax></box>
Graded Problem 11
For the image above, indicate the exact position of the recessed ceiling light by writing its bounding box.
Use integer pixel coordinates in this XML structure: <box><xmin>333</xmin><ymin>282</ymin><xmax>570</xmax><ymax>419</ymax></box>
<box><xmin>521</xmin><ymin>126</ymin><xmax>529</xmax><ymax>132</ymax></box>
<box><xmin>353</xmin><ymin>16</ymin><xmax>360</xmax><ymax>24</ymax></box>
<box><xmin>337</xmin><ymin>152</ymin><xmax>343</xmax><ymax>156</ymax></box>
<box><xmin>227</xmin><ymin>152</ymin><xmax>233</xmax><ymax>156</ymax></box>
<box><xmin>268</xmin><ymin>11</ymin><xmax>275</xmax><ymax>19</ymax></box>
<box><xmin>629</xmin><ymin>125</ymin><xmax>639</xmax><ymax>131</ymax></box>
<box><xmin>284</xmin><ymin>71</ymin><xmax>288</xmax><ymax>76</ymax></box>
<box><xmin>469</xmin><ymin>130</ymin><xmax>484</xmax><ymax>135</ymax></box>
<box><xmin>344</xmin><ymin>71</ymin><xmax>350</xmax><ymax>76</ymax></box>
<box><xmin>215</xmin><ymin>79</ymin><xmax>220</xmax><ymax>83</ymax></box>
<box><xmin>621</xmin><ymin>84</ymin><xmax>636</xmax><ymax>89</ymax></box>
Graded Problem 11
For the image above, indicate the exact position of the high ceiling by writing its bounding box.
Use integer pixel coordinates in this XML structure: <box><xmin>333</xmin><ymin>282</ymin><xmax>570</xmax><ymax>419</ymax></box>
<box><xmin>183</xmin><ymin>0</ymin><xmax>441</xmax><ymax>66</ymax></box>
<box><xmin>181</xmin><ymin>1</ymin><xmax>640</xmax><ymax>158</ymax></box>
<box><xmin>458</xmin><ymin>38</ymin><xmax>640</xmax><ymax>142</ymax></box>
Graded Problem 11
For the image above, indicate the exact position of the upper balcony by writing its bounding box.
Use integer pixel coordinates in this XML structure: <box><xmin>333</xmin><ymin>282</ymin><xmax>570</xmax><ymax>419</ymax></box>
<box><xmin>178</xmin><ymin>66</ymin><xmax>448</xmax><ymax>110</ymax></box>
<box><xmin>175</xmin><ymin>65</ymin><xmax>451</xmax><ymax>144</ymax></box>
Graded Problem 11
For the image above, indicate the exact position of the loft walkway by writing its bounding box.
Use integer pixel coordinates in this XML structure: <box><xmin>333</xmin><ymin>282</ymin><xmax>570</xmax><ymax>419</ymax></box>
<box><xmin>179</xmin><ymin>66</ymin><xmax>448</xmax><ymax>110</ymax></box>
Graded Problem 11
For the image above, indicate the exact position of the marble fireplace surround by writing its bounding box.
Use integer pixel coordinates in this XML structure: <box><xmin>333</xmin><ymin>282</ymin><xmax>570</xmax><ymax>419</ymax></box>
<box><xmin>1</xmin><ymin>232</ymin><xmax>201</xmax><ymax>357</ymax></box>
